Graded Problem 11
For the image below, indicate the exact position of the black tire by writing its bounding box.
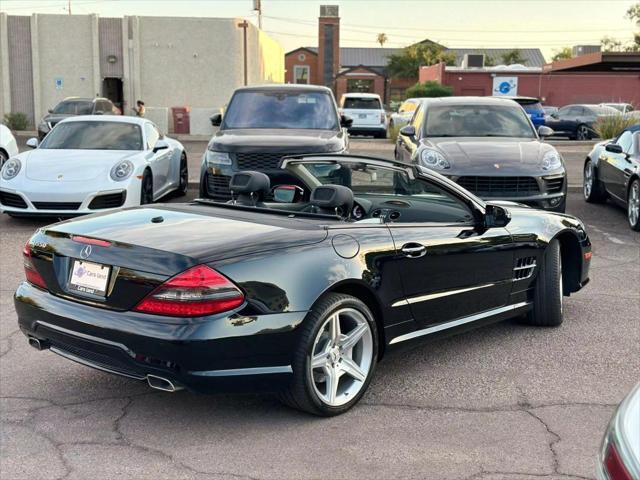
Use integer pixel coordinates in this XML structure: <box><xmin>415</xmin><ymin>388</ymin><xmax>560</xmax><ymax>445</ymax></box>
<box><xmin>627</xmin><ymin>178</ymin><xmax>640</xmax><ymax>231</ymax></box>
<box><xmin>175</xmin><ymin>153</ymin><xmax>188</xmax><ymax>197</ymax></box>
<box><xmin>199</xmin><ymin>171</ymin><xmax>209</xmax><ymax>199</ymax></box>
<box><xmin>576</xmin><ymin>124</ymin><xmax>590</xmax><ymax>141</ymax></box>
<box><xmin>523</xmin><ymin>239</ymin><xmax>563</xmax><ymax>327</ymax></box>
<box><xmin>583</xmin><ymin>159</ymin><xmax>607</xmax><ymax>203</ymax></box>
<box><xmin>279</xmin><ymin>293</ymin><xmax>378</xmax><ymax>416</ymax></box>
<box><xmin>140</xmin><ymin>170</ymin><xmax>153</xmax><ymax>205</ymax></box>
<box><xmin>0</xmin><ymin>150</ymin><xmax>7</xmax><ymax>169</ymax></box>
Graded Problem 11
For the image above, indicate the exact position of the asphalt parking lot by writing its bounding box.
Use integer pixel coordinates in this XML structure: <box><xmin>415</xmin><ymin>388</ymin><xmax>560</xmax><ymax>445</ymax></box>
<box><xmin>1</xmin><ymin>139</ymin><xmax>638</xmax><ymax>479</ymax></box>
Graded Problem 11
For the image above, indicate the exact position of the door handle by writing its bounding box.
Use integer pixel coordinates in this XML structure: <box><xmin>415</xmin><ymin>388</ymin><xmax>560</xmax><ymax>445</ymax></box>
<box><xmin>401</xmin><ymin>243</ymin><xmax>427</xmax><ymax>258</ymax></box>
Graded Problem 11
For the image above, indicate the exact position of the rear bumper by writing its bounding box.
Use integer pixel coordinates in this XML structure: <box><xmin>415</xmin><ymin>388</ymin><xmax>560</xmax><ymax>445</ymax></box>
<box><xmin>15</xmin><ymin>282</ymin><xmax>305</xmax><ymax>393</ymax></box>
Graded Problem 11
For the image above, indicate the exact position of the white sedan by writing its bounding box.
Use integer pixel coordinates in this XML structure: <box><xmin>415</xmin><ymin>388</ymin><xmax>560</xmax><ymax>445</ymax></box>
<box><xmin>1</xmin><ymin>123</ymin><xmax>19</xmax><ymax>167</ymax></box>
<box><xmin>0</xmin><ymin>116</ymin><xmax>187</xmax><ymax>216</ymax></box>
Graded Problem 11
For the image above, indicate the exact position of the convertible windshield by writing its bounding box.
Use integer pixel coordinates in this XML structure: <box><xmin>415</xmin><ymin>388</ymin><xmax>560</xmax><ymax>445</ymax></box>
<box><xmin>39</xmin><ymin>121</ymin><xmax>143</xmax><ymax>150</ymax></box>
<box><xmin>52</xmin><ymin>100</ymin><xmax>93</xmax><ymax>115</ymax></box>
<box><xmin>222</xmin><ymin>91</ymin><xmax>339</xmax><ymax>130</ymax></box>
<box><xmin>424</xmin><ymin>105</ymin><xmax>536</xmax><ymax>138</ymax></box>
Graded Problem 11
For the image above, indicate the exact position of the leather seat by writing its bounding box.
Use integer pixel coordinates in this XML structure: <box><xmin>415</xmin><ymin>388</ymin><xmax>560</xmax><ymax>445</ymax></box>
<box><xmin>229</xmin><ymin>171</ymin><xmax>270</xmax><ymax>207</ymax></box>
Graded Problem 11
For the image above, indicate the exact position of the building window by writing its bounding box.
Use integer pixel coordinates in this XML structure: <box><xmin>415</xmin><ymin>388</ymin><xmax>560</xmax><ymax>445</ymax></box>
<box><xmin>294</xmin><ymin>65</ymin><xmax>310</xmax><ymax>84</ymax></box>
<box><xmin>347</xmin><ymin>79</ymin><xmax>374</xmax><ymax>93</ymax></box>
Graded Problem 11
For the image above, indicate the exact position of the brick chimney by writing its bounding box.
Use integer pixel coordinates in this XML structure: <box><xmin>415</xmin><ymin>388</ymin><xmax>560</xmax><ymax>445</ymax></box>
<box><xmin>318</xmin><ymin>5</ymin><xmax>340</xmax><ymax>91</ymax></box>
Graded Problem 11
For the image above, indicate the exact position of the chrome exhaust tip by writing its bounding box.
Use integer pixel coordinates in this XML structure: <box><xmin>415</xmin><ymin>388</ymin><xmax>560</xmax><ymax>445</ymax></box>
<box><xmin>146</xmin><ymin>374</ymin><xmax>182</xmax><ymax>392</ymax></box>
<box><xmin>28</xmin><ymin>337</ymin><xmax>48</xmax><ymax>351</ymax></box>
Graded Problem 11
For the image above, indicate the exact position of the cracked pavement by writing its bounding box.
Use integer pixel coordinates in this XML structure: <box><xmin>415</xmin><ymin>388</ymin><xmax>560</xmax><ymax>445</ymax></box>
<box><xmin>1</xmin><ymin>141</ymin><xmax>639</xmax><ymax>479</ymax></box>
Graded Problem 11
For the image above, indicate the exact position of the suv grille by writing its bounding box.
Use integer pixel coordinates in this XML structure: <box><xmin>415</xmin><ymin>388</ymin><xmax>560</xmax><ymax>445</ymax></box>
<box><xmin>456</xmin><ymin>176</ymin><xmax>540</xmax><ymax>197</ymax></box>
<box><xmin>236</xmin><ymin>152</ymin><xmax>303</xmax><ymax>170</ymax></box>
<box><xmin>206</xmin><ymin>174</ymin><xmax>232</xmax><ymax>200</ymax></box>
<box><xmin>88</xmin><ymin>192</ymin><xmax>126</xmax><ymax>209</ymax></box>
<box><xmin>0</xmin><ymin>191</ymin><xmax>28</xmax><ymax>208</ymax></box>
<box><xmin>32</xmin><ymin>201</ymin><xmax>81</xmax><ymax>210</ymax></box>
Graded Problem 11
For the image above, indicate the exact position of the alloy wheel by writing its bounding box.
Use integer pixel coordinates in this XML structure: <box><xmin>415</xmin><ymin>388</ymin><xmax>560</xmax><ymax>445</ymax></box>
<box><xmin>309</xmin><ymin>308</ymin><xmax>373</xmax><ymax>407</ymax></box>
<box><xmin>583</xmin><ymin>161</ymin><xmax>594</xmax><ymax>199</ymax></box>
<box><xmin>628</xmin><ymin>181</ymin><xmax>640</xmax><ymax>228</ymax></box>
<box><xmin>577</xmin><ymin>125</ymin><xmax>589</xmax><ymax>140</ymax></box>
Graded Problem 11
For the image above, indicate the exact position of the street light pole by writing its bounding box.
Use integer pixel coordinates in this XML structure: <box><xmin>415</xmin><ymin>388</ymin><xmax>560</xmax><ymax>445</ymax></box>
<box><xmin>238</xmin><ymin>20</ymin><xmax>249</xmax><ymax>86</ymax></box>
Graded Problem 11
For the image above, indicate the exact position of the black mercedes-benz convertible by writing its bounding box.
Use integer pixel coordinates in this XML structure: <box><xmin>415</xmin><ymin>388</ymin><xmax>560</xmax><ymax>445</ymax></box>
<box><xmin>15</xmin><ymin>154</ymin><xmax>591</xmax><ymax>415</ymax></box>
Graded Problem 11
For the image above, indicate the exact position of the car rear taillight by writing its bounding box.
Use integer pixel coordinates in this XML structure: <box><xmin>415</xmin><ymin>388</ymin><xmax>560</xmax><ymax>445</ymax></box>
<box><xmin>380</xmin><ymin>112</ymin><xmax>386</xmax><ymax>124</ymax></box>
<box><xmin>71</xmin><ymin>235</ymin><xmax>112</xmax><ymax>247</ymax></box>
<box><xmin>23</xmin><ymin>242</ymin><xmax>46</xmax><ymax>289</ymax></box>
<box><xmin>603</xmin><ymin>439</ymin><xmax>633</xmax><ymax>480</ymax></box>
<box><xmin>134</xmin><ymin>265</ymin><xmax>244</xmax><ymax>317</ymax></box>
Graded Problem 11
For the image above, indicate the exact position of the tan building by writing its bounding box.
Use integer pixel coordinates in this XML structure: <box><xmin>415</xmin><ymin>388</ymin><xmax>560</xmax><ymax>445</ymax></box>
<box><xmin>0</xmin><ymin>13</ymin><xmax>284</xmax><ymax>134</ymax></box>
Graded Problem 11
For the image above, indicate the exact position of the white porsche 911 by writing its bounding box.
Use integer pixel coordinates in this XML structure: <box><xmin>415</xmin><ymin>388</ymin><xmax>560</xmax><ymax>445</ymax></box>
<box><xmin>0</xmin><ymin>116</ymin><xmax>187</xmax><ymax>216</ymax></box>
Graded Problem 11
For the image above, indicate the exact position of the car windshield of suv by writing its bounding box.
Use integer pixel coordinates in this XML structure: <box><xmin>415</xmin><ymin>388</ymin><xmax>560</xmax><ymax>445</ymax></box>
<box><xmin>343</xmin><ymin>98</ymin><xmax>382</xmax><ymax>110</ymax></box>
<box><xmin>424</xmin><ymin>105</ymin><xmax>536</xmax><ymax>138</ymax></box>
<box><xmin>222</xmin><ymin>91</ymin><xmax>339</xmax><ymax>130</ymax></box>
<box><xmin>52</xmin><ymin>101</ymin><xmax>93</xmax><ymax>115</ymax></box>
<box><xmin>39</xmin><ymin>121</ymin><xmax>143</xmax><ymax>150</ymax></box>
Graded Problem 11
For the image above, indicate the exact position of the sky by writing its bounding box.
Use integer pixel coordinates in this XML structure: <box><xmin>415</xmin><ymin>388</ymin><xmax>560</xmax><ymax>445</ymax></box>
<box><xmin>0</xmin><ymin>0</ymin><xmax>637</xmax><ymax>60</ymax></box>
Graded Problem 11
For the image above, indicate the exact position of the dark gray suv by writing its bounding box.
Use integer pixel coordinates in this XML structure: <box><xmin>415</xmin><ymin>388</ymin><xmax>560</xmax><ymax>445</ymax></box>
<box><xmin>200</xmin><ymin>85</ymin><xmax>351</xmax><ymax>200</ymax></box>
<box><xmin>395</xmin><ymin>97</ymin><xmax>566</xmax><ymax>212</ymax></box>
<box><xmin>38</xmin><ymin>97</ymin><xmax>118</xmax><ymax>140</ymax></box>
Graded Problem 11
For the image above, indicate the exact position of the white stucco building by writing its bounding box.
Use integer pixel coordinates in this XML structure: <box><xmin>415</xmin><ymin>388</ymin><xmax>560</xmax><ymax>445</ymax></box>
<box><xmin>0</xmin><ymin>13</ymin><xmax>284</xmax><ymax>134</ymax></box>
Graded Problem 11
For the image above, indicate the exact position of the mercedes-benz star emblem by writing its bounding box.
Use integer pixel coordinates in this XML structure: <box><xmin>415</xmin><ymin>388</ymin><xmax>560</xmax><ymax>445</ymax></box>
<box><xmin>80</xmin><ymin>245</ymin><xmax>92</xmax><ymax>259</ymax></box>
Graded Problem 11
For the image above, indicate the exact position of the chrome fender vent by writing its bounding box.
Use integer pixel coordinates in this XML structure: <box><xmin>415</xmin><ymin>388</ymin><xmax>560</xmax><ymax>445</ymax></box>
<box><xmin>514</xmin><ymin>256</ymin><xmax>536</xmax><ymax>281</ymax></box>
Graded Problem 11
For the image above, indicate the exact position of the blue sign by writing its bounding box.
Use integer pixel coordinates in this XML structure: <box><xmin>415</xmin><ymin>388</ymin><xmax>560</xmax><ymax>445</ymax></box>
<box><xmin>54</xmin><ymin>77</ymin><xmax>63</xmax><ymax>90</ymax></box>
<box><xmin>492</xmin><ymin>76</ymin><xmax>518</xmax><ymax>96</ymax></box>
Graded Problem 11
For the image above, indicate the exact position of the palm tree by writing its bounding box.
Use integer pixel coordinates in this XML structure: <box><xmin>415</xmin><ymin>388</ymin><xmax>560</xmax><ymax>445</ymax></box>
<box><xmin>377</xmin><ymin>33</ymin><xmax>388</xmax><ymax>47</ymax></box>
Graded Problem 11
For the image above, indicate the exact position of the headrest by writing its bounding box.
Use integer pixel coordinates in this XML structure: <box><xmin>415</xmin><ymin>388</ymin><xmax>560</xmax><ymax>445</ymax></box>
<box><xmin>229</xmin><ymin>171</ymin><xmax>270</xmax><ymax>196</ymax></box>
<box><xmin>310</xmin><ymin>185</ymin><xmax>354</xmax><ymax>214</ymax></box>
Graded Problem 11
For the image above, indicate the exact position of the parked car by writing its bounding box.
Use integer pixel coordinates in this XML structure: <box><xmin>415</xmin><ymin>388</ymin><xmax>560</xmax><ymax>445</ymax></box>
<box><xmin>545</xmin><ymin>104</ymin><xmax>619</xmax><ymax>140</ymax></box>
<box><xmin>202</xmin><ymin>85</ymin><xmax>349</xmax><ymax>201</ymax></box>
<box><xmin>597</xmin><ymin>383</ymin><xmax>640</xmax><ymax>480</ymax></box>
<box><xmin>15</xmin><ymin>154</ymin><xmax>591</xmax><ymax>415</ymax></box>
<box><xmin>0</xmin><ymin>116</ymin><xmax>187</xmax><ymax>217</ymax></box>
<box><xmin>339</xmin><ymin>92</ymin><xmax>388</xmax><ymax>138</ymax></box>
<box><xmin>395</xmin><ymin>97</ymin><xmax>567</xmax><ymax>212</ymax></box>
<box><xmin>600</xmin><ymin>102</ymin><xmax>634</xmax><ymax>114</ymax></box>
<box><xmin>38</xmin><ymin>97</ymin><xmax>119</xmax><ymax>140</ymax></box>
<box><xmin>583</xmin><ymin>124</ymin><xmax>640</xmax><ymax>230</ymax></box>
<box><xmin>507</xmin><ymin>96</ymin><xmax>545</xmax><ymax>127</ymax></box>
<box><xmin>542</xmin><ymin>106</ymin><xmax>558</xmax><ymax>117</ymax></box>
<box><xmin>0</xmin><ymin>123</ymin><xmax>19</xmax><ymax>167</ymax></box>
<box><xmin>389</xmin><ymin>98</ymin><xmax>421</xmax><ymax>131</ymax></box>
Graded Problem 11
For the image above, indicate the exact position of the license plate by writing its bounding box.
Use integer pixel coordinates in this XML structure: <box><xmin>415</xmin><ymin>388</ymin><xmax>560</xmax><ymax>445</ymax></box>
<box><xmin>359</xmin><ymin>114</ymin><xmax>367</xmax><ymax>119</ymax></box>
<box><xmin>69</xmin><ymin>260</ymin><xmax>110</xmax><ymax>296</ymax></box>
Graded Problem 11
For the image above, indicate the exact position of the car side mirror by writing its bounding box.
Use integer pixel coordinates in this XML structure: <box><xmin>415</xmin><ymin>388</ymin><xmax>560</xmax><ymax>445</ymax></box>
<box><xmin>272</xmin><ymin>185</ymin><xmax>304</xmax><ymax>203</ymax></box>
<box><xmin>399</xmin><ymin>125</ymin><xmax>416</xmax><ymax>137</ymax></box>
<box><xmin>605</xmin><ymin>143</ymin><xmax>624</xmax><ymax>154</ymax></box>
<box><xmin>340</xmin><ymin>114</ymin><xmax>353</xmax><ymax>128</ymax></box>
<box><xmin>210</xmin><ymin>113</ymin><xmax>222</xmax><ymax>127</ymax></box>
<box><xmin>47</xmin><ymin>108</ymin><xmax>53</xmax><ymax>114</ymax></box>
<box><xmin>484</xmin><ymin>203</ymin><xmax>511</xmax><ymax>228</ymax></box>
<box><xmin>550</xmin><ymin>112</ymin><xmax>559</xmax><ymax>119</ymax></box>
<box><xmin>26</xmin><ymin>138</ymin><xmax>38</xmax><ymax>149</ymax></box>
<box><xmin>152</xmin><ymin>139</ymin><xmax>169</xmax><ymax>153</ymax></box>
<box><xmin>537</xmin><ymin>125</ymin><xmax>554</xmax><ymax>138</ymax></box>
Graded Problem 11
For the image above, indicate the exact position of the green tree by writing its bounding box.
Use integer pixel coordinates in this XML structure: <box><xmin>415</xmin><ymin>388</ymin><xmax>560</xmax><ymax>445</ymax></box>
<box><xmin>626</xmin><ymin>2</ymin><xmax>640</xmax><ymax>50</ymax></box>
<box><xmin>600</xmin><ymin>3</ymin><xmax>639</xmax><ymax>52</ymax></box>
<box><xmin>405</xmin><ymin>81</ymin><xmax>453</xmax><ymax>98</ymax></box>
<box><xmin>601</xmin><ymin>35</ymin><xmax>624</xmax><ymax>52</ymax></box>
<box><xmin>483</xmin><ymin>55</ymin><xmax>497</xmax><ymax>67</ymax></box>
<box><xmin>377</xmin><ymin>33</ymin><xmax>388</xmax><ymax>47</ymax></box>
<box><xmin>500</xmin><ymin>49</ymin><xmax>527</xmax><ymax>65</ymax></box>
<box><xmin>551</xmin><ymin>47</ymin><xmax>572</xmax><ymax>61</ymax></box>
<box><xmin>386</xmin><ymin>43</ymin><xmax>456</xmax><ymax>79</ymax></box>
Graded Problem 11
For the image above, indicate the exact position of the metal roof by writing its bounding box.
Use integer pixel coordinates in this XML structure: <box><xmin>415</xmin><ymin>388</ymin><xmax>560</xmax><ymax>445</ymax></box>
<box><xmin>303</xmin><ymin>46</ymin><xmax>546</xmax><ymax>68</ymax></box>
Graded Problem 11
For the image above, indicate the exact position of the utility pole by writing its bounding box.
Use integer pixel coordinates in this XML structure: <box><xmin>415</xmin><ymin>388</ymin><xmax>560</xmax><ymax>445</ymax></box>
<box><xmin>68</xmin><ymin>0</ymin><xmax>72</xmax><ymax>15</ymax></box>
<box><xmin>238</xmin><ymin>20</ymin><xmax>249</xmax><ymax>85</ymax></box>
<box><xmin>253</xmin><ymin>0</ymin><xmax>262</xmax><ymax>30</ymax></box>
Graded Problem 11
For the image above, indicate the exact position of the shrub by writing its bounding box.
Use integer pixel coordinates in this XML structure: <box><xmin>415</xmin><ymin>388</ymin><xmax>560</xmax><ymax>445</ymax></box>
<box><xmin>405</xmin><ymin>81</ymin><xmax>453</xmax><ymax>99</ymax></box>
<box><xmin>3</xmin><ymin>112</ymin><xmax>30</xmax><ymax>131</ymax></box>
<box><xmin>593</xmin><ymin>114</ymin><xmax>638</xmax><ymax>140</ymax></box>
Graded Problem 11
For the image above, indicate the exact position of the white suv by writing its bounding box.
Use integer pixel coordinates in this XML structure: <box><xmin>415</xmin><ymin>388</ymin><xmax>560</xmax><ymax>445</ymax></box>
<box><xmin>339</xmin><ymin>93</ymin><xmax>388</xmax><ymax>138</ymax></box>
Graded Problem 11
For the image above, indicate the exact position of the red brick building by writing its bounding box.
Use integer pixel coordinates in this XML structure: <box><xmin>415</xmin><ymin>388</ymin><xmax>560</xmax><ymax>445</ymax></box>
<box><xmin>419</xmin><ymin>52</ymin><xmax>640</xmax><ymax>106</ymax></box>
